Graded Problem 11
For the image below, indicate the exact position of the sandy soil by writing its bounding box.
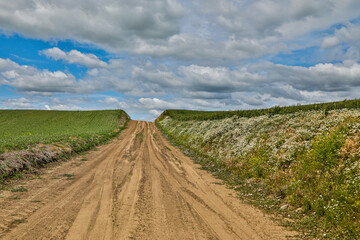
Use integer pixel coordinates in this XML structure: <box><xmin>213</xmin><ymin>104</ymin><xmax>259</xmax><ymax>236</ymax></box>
<box><xmin>0</xmin><ymin>121</ymin><xmax>295</xmax><ymax>239</ymax></box>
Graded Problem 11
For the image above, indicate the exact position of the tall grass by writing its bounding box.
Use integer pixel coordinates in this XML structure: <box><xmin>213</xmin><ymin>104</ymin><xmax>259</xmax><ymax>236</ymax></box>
<box><xmin>157</xmin><ymin>100</ymin><xmax>360</xmax><ymax>239</ymax></box>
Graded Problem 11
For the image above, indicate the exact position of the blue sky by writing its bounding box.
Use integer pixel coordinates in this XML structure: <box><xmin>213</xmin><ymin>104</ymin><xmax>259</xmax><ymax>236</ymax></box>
<box><xmin>0</xmin><ymin>1</ymin><xmax>360</xmax><ymax>120</ymax></box>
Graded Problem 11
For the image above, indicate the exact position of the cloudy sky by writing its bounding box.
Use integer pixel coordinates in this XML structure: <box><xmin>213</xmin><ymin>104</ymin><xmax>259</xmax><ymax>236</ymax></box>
<box><xmin>0</xmin><ymin>0</ymin><xmax>360</xmax><ymax>120</ymax></box>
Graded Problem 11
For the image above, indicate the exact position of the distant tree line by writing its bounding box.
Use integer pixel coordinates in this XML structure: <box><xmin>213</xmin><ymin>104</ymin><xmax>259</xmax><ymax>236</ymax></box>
<box><xmin>158</xmin><ymin>99</ymin><xmax>360</xmax><ymax>121</ymax></box>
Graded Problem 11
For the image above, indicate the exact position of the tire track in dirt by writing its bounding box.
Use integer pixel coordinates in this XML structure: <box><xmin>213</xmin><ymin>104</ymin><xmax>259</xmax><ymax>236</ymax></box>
<box><xmin>0</xmin><ymin>121</ymin><xmax>295</xmax><ymax>239</ymax></box>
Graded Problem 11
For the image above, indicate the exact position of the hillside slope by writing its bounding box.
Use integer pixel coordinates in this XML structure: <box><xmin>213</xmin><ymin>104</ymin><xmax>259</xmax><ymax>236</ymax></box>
<box><xmin>157</xmin><ymin>102</ymin><xmax>360</xmax><ymax>239</ymax></box>
<box><xmin>0</xmin><ymin>110</ymin><xmax>129</xmax><ymax>180</ymax></box>
<box><xmin>0</xmin><ymin>110</ymin><xmax>128</xmax><ymax>152</ymax></box>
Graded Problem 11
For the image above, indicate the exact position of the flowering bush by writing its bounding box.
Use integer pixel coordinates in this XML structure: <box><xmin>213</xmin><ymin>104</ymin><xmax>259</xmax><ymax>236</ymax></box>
<box><xmin>158</xmin><ymin>109</ymin><xmax>360</xmax><ymax>238</ymax></box>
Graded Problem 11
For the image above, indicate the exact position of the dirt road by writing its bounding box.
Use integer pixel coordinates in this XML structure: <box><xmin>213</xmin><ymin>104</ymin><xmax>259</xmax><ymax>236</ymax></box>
<box><xmin>0</xmin><ymin>121</ymin><xmax>294</xmax><ymax>239</ymax></box>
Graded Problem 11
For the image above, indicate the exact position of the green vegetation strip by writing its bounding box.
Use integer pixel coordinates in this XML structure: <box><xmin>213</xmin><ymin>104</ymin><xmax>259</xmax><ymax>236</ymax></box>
<box><xmin>0</xmin><ymin>110</ymin><xmax>128</xmax><ymax>152</ymax></box>
<box><xmin>158</xmin><ymin>99</ymin><xmax>360</xmax><ymax>121</ymax></box>
<box><xmin>157</xmin><ymin>101</ymin><xmax>360</xmax><ymax>239</ymax></box>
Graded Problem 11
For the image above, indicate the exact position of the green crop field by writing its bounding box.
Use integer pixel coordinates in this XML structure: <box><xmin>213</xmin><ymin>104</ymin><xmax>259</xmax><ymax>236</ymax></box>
<box><xmin>0</xmin><ymin>110</ymin><xmax>128</xmax><ymax>153</ymax></box>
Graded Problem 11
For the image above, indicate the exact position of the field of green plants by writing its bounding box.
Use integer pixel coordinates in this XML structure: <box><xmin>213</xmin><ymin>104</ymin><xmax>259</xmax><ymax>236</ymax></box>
<box><xmin>156</xmin><ymin>100</ymin><xmax>360</xmax><ymax>239</ymax></box>
<box><xmin>161</xmin><ymin>98</ymin><xmax>360</xmax><ymax>121</ymax></box>
<box><xmin>0</xmin><ymin>110</ymin><xmax>128</xmax><ymax>153</ymax></box>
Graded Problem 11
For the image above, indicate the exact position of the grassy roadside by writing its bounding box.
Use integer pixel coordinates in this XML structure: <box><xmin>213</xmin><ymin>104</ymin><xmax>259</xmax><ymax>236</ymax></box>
<box><xmin>156</xmin><ymin>102</ymin><xmax>360</xmax><ymax>239</ymax></box>
<box><xmin>156</xmin><ymin>124</ymin><xmax>312</xmax><ymax>239</ymax></box>
<box><xmin>0</xmin><ymin>110</ymin><xmax>130</xmax><ymax>182</ymax></box>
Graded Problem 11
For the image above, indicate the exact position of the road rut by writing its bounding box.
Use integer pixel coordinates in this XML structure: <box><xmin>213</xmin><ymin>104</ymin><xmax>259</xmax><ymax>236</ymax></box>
<box><xmin>0</xmin><ymin>121</ymin><xmax>294</xmax><ymax>239</ymax></box>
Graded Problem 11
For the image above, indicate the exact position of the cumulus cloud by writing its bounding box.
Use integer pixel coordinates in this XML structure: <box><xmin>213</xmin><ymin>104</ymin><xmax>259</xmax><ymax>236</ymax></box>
<box><xmin>138</xmin><ymin>98</ymin><xmax>171</xmax><ymax>109</ymax></box>
<box><xmin>0</xmin><ymin>54</ymin><xmax>165</xmax><ymax>97</ymax></box>
<box><xmin>0</xmin><ymin>58</ymin><xmax>78</xmax><ymax>94</ymax></box>
<box><xmin>98</xmin><ymin>97</ymin><xmax>127</xmax><ymax>108</ymax></box>
<box><xmin>130</xmin><ymin>0</ymin><xmax>360</xmax><ymax>60</ymax></box>
<box><xmin>44</xmin><ymin>103</ymin><xmax>84</xmax><ymax>111</ymax></box>
<box><xmin>205</xmin><ymin>0</ymin><xmax>360</xmax><ymax>39</ymax></box>
<box><xmin>322</xmin><ymin>36</ymin><xmax>340</xmax><ymax>48</ymax></box>
<box><xmin>258</xmin><ymin>61</ymin><xmax>360</xmax><ymax>92</ymax></box>
<box><xmin>130</xmin><ymin>61</ymin><xmax>360</xmax><ymax>105</ymax></box>
<box><xmin>86</xmin><ymin>58</ymin><xmax>360</xmax><ymax>106</ymax></box>
<box><xmin>132</xmin><ymin>66</ymin><xmax>181</xmax><ymax>88</ymax></box>
<box><xmin>149</xmin><ymin>109</ymin><xmax>162</xmax><ymax>117</ymax></box>
<box><xmin>3</xmin><ymin>52</ymin><xmax>360</xmax><ymax>114</ymax></box>
<box><xmin>179</xmin><ymin>65</ymin><xmax>257</xmax><ymax>92</ymax></box>
<box><xmin>0</xmin><ymin>0</ymin><xmax>184</xmax><ymax>52</ymax></box>
<box><xmin>0</xmin><ymin>55</ymin><xmax>120</xmax><ymax>95</ymax></box>
<box><xmin>175</xmin><ymin>0</ymin><xmax>360</xmax><ymax>61</ymax></box>
<box><xmin>1</xmin><ymin>0</ymin><xmax>358</xmax><ymax>61</ymax></box>
<box><xmin>133</xmin><ymin>33</ymin><xmax>285</xmax><ymax>61</ymax></box>
<box><xmin>2</xmin><ymin>97</ymin><xmax>32</xmax><ymax>108</ymax></box>
<box><xmin>41</xmin><ymin>47</ymin><xmax>107</xmax><ymax>68</ymax></box>
<box><xmin>321</xmin><ymin>23</ymin><xmax>360</xmax><ymax>53</ymax></box>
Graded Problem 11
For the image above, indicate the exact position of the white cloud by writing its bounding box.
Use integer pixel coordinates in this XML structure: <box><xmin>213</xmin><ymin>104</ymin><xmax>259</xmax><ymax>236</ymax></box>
<box><xmin>322</xmin><ymin>23</ymin><xmax>360</xmax><ymax>51</ymax></box>
<box><xmin>138</xmin><ymin>98</ymin><xmax>171</xmax><ymax>109</ymax></box>
<box><xmin>133</xmin><ymin>33</ymin><xmax>285</xmax><ymax>61</ymax></box>
<box><xmin>208</xmin><ymin>0</ymin><xmax>360</xmax><ymax>40</ymax></box>
<box><xmin>321</xmin><ymin>36</ymin><xmax>340</xmax><ymax>48</ymax></box>
<box><xmin>98</xmin><ymin>97</ymin><xmax>127</xmax><ymax>108</ymax></box>
<box><xmin>246</xmin><ymin>61</ymin><xmax>360</xmax><ymax>93</ymax></box>
<box><xmin>3</xmin><ymin>54</ymin><xmax>360</xmax><ymax>115</ymax></box>
<box><xmin>41</xmin><ymin>47</ymin><xmax>107</xmax><ymax>68</ymax></box>
<box><xmin>0</xmin><ymin>0</ymin><xmax>358</xmax><ymax>62</ymax></box>
<box><xmin>87</xmin><ymin>68</ymin><xmax>99</xmax><ymax>76</ymax></box>
<box><xmin>45</xmin><ymin>104</ymin><xmax>83</xmax><ymax>111</ymax></box>
<box><xmin>179</xmin><ymin>64</ymin><xmax>259</xmax><ymax>92</ymax></box>
<box><xmin>174</xmin><ymin>61</ymin><xmax>360</xmax><ymax>100</ymax></box>
<box><xmin>0</xmin><ymin>0</ymin><xmax>184</xmax><ymax>52</ymax></box>
<box><xmin>132</xmin><ymin>66</ymin><xmax>181</xmax><ymax>88</ymax></box>
<box><xmin>149</xmin><ymin>109</ymin><xmax>162</xmax><ymax>116</ymax></box>
<box><xmin>0</xmin><ymin>58</ymin><xmax>78</xmax><ymax>94</ymax></box>
<box><xmin>2</xmin><ymin>97</ymin><xmax>32</xmax><ymax>108</ymax></box>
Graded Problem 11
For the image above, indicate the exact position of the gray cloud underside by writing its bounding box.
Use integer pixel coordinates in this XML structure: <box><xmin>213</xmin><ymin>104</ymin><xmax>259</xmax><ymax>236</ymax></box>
<box><xmin>0</xmin><ymin>0</ymin><xmax>360</xmax><ymax>61</ymax></box>
<box><xmin>1</xmin><ymin>56</ymin><xmax>360</xmax><ymax>107</ymax></box>
<box><xmin>0</xmin><ymin>0</ymin><xmax>182</xmax><ymax>43</ymax></box>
